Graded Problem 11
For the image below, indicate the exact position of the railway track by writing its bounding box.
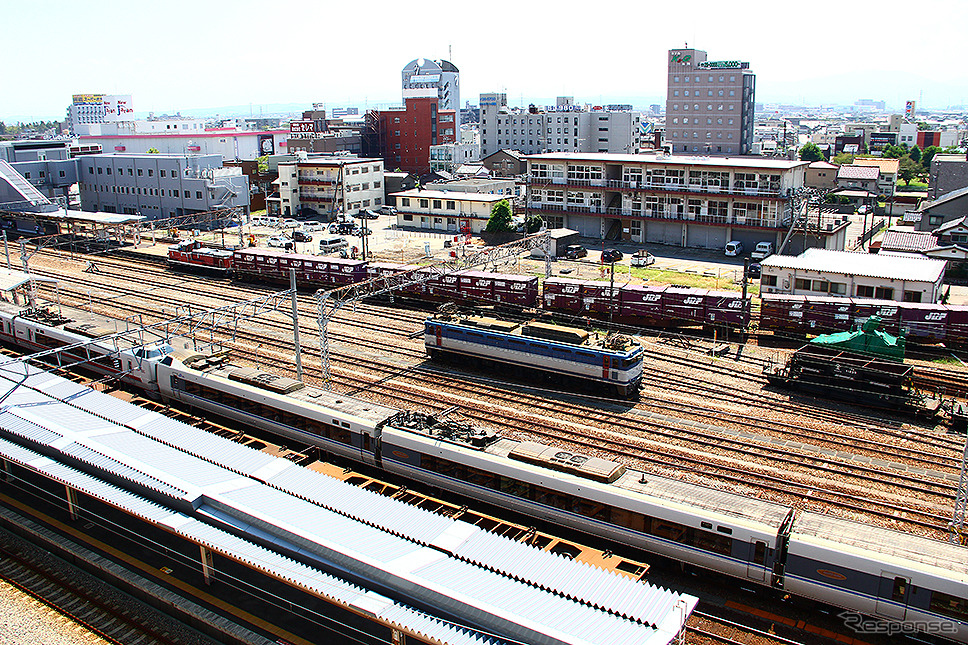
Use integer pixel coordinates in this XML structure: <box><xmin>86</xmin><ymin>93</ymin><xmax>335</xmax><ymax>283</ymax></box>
<box><xmin>0</xmin><ymin>540</ymin><xmax>205</xmax><ymax>645</ymax></box>
<box><xmin>19</xmin><ymin>251</ymin><xmax>967</xmax><ymax>535</ymax></box>
<box><xmin>688</xmin><ymin>610</ymin><xmax>807</xmax><ymax>645</ymax></box>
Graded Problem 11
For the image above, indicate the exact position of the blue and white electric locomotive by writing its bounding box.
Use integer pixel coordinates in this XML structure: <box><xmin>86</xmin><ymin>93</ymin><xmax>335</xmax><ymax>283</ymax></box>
<box><xmin>424</xmin><ymin>313</ymin><xmax>644</xmax><ymax>397</ymax></box>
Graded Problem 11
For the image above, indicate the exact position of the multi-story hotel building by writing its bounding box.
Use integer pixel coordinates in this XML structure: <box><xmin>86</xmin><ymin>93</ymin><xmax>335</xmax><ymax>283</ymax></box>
<box><xmin>665</xmin><ymin>48</ymin><xmax>755</xmax><ymax>155</ymax></box>
<box><xmin>525</xmin><ymin>152</ymin><xmax>833</xmax><ymax>251</ymax></box>
<box><xmin>402</xmin><ymin>58</ymin><xmax>460</xmax><ymax>113</ymax></box>
<box><xmin>274</xmin><ymin>157</ymin><xmax>384</xmax><ymax>219</ymax></box>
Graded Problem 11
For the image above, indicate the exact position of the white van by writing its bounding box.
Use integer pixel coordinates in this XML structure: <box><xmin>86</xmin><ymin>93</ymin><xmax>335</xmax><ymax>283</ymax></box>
<box><xmin>318</xmin><ymin>235</ymin><xmax>348</xmax><ymax>253</ymax></box>
<box><xmin>724</xmin><ymin>240</ymin><xmax>744</xmax><ymax>257</ymax></box>
<box><xmin>750</xmin><ymin>241</ymin><xmax>774</xmax><ymax>261</ymax></box>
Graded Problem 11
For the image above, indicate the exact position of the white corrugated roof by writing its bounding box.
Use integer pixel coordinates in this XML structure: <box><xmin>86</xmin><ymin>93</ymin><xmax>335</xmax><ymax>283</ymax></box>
<box><xmin>0</xmin><ymin>360</ymin><xmax>696</xmax><ymax>645</ymax></box>
<box><xmin>761</xmin><ymin>248</ymin><xmax>946</xmax><ymax>282</ymax></box>
<box><xmin>0</xmin><ymin>435</ymin><xmax>502</xmax><ymax>645</ymax></box>
<box><xmin>0</xmin><ymin>268</ymin><xmax>58</xmax><ymax>293</ymax></box>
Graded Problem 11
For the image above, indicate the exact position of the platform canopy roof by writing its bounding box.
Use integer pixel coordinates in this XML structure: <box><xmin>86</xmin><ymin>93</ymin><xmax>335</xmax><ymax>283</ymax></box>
<box><xmin>0</xmin><ymin>268</ymin><xmax>57</xmax><ymax>293</ymax></box>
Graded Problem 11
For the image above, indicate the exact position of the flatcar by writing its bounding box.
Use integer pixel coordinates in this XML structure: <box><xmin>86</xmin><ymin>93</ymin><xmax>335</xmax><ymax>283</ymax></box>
<box><xmin>764</xmin><ymin>343</ymin><xmax>940</xmax><ymax>415</ymax></box>
<box><xmin>424</xmin><ymin>311</ymin><xmax>644</xmax><ymax>397</ymax></box>
<box><xmin>0</xmin><ymin>301</ymin><xmax>965</xmax><ymax>641</ymax></box>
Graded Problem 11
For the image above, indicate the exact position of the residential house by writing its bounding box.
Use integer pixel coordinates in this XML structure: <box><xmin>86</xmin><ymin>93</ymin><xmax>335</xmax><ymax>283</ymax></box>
<box><xmin>805</xmin><ymin>160</ymin><xmax>838</xmax><ymax>190</ymax></box>
<box><xmin>915</xmin><ymin>186</ymin><xmax>968</xmax><ymax>232</ymax></box>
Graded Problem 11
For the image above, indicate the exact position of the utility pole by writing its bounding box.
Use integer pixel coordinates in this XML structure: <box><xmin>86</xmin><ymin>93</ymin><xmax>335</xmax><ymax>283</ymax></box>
<box><xmin>290</xmin><ymin>269</ymin><xmax>303</xmax><ymax>381</ymax></box>
<box><xmin>952</xmin><ymin>434</ymin><xmax>968</xmax><ymax>545</ymax></box>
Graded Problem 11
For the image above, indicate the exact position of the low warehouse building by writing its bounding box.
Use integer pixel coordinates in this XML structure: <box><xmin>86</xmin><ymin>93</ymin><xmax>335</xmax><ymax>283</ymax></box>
<box><xmin>760</xmin><ymin>248</ymin><xmax>946</xmax><ymax>303</ymax></box>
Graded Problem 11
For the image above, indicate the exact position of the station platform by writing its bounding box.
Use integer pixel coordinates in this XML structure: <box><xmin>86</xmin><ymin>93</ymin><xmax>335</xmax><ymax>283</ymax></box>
<box><xmin>0</xmin><ymin>358</ymin><xmax>697</xmax><ymax>645</ymax></box>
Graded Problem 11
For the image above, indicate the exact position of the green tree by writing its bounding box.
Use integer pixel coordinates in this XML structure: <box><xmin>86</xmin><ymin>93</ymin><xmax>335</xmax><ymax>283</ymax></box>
<box><xmin>147</xmin><ymin>147</ymin><xmax>160</xmax><ymax>154</ymax></box>
<box><xmin>256</xmin><ymin>155</ymin><xmax>269</xmax><ymax>174</ymax></box>
<box><xmin>880</xmin><ymin>144</ymin><xmax>905</xmax><ymax>159</ymax></box>
<box><xmin>485</xmin><ymin>199</ymin><xmax>513</xmax><ymax>233</ymax></box>
<box><xmin>798</xmin><ymin>142</ymin><xmax>824</xmax><ymax>162</ymax></box>
<box><xmin>909</xmin><ymin>145</ymin><xmax>922</xmax><ymax>163</ymax></box>
<box><xmin>921</xmin><ymin>145</ymin><xmax>942</xmax><ymax>170</ymax></box>
<box><xmin>898</xmin><ymin>156</ymin><xmax>919</xmax><ymax>186</ymax></box>
<box><xmin>831</xmin><ymin>152</ymin><xmax>855</xmax><ymax>165</ymax></box>
<box><xmin>525</xmin><ymin>212</ymin><xmax>543</xmax><ymax>233</ymax></box>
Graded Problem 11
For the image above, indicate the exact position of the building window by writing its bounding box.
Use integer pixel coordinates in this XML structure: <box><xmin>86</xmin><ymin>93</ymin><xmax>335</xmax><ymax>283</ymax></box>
<box><xmin>88</xmin><ymin>167</ymin><xmax>94</xmax><ymax>175</ymax></box>
<box><xmin>161</xmin><ymin>170</ymin><xmax>166</xmax><ymax>178</ymax></box>
<box><xmin>446</xmin><ymin>200</ymin><xmax>455</xmax><ymax>210</ymax></box>
<box><xmin>148</xmin><ymin>169</ymin><xmax>154</xmax><ymax>177</ymax></box>
<box><xmin>419</xmin><ymin>199</ymin><xmax>429</xmax><ymax>208</ymax></box>
<box><xmin>795</xmin><ymin>278</ymin><xmax>811</xmax><ymax>291</ymax></box>
<box><xmin>857</xmin><ymin>285</ymin><xmax>875</xmax><ymax>298</ymax></box>
<box><xmin>196</xmin><ymin>191</ymin><xmax>202</xmax><ymax>199</ymax></box>
<box><xmin>762</xmin><ymin>275</ymin><xmax>778</xmax><ymax>287</ymax></box>
<box><xmin>875</xmin><ymin>287</ymin><xmax>894</xmax><ymax>300</ymax></box>
<box><xmin>106</xmin><ymin>167</ymin><xmax>112</xmax><ymax>175</ymax></box>
<box><xmin>433</xmin><ymin>200</ymin><xmax>442</xmax><ymax>209</ymax></box>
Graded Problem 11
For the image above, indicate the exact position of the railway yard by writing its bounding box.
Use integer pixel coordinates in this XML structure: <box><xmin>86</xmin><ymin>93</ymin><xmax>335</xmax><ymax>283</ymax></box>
<box><xmin>1</xmin><ymin>233</ymin><xmax>967</xmax><ymax>645</ymax></box>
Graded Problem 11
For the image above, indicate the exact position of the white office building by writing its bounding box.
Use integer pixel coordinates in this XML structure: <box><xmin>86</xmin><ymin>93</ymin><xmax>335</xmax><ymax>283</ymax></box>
<box><xmin>479</xmin><ymin>94</ymin><xmax>641</xmax><ymax>157</ymax></box>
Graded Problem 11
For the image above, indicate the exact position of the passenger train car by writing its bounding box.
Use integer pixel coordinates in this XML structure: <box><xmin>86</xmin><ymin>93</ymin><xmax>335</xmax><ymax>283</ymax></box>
<box><xmin>3</xmin><ymin>299</ymin><xmax>966</xmax><ymax>641</ymax></box>
<box><xmin>424</xmin><ymin>312</ymin><xmax>644</xmax><ymax>397</ymax></box>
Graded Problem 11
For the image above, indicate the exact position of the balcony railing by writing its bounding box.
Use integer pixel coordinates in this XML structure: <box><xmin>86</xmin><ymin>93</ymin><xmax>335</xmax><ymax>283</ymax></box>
<box><xmin>529</xmin><ymin>201</ymin><xmax>784</xmax><ymax>229</ymax></box>
<box><xmin>528</xmin><ymin>175</ymin><xmax>790</xmax><ymax>198</ymax></box>
<box><xmin>299</xmin><ymin>178</ymin><xmax>336</xmax><ymax>185</ymax></box>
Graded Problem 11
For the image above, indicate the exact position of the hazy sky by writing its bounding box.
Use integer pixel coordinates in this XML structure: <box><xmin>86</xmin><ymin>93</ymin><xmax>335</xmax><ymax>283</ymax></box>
<box><xmin>5</xmin><ymin>0</ymin><xmax>968</xmax><ymax>122</ymax></box>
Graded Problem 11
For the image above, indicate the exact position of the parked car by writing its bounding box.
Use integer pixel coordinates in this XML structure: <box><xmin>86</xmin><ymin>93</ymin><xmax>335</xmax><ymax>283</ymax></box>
<box><xmin>747</xmin><ymin>262</ymin><xmax>762</xmax><ymax>279</ymax></box>
<box><xmin>750</xmin><ymin>241</ymin><xmax>774</xmax><ymax>261</ymax></box>
<box><xmin>318</xmin><ymin>235</ymin><xmax>349</xmax><ymax>253</ymax></box>
<box><xmin>292</xmin><ymin>230</ymin><xmax>313</xmax><ymax>243</ymax></box>
<box><xmin>302</xmin><ymin>221</ymin><xmax>326</xmax><ymax>232</ymax></box>
<box><xmin>330</xmin><ymin>221</ymin><xmax>356</xmax><ymax>235</ymax></box>
<box><xmin>724</xmin><ymin>240</ymin><xmax>743</xmax><ymax>257</ymax></box>
<box><xmin>266</xmin><ymin>235</ymin><xmax>293</xmax><ymax>250</ymax></box>
<box><xmin>565</xmin><ymin>244</ymin><xmax>588</xmax><ymax>259</ymax></box>
<box><xmin>278</xmin><ymin>218</ymin><xmax>300</xmax><ymax>228</ymax></box>
<box><xmin>378</xmin><ymin>205</ymin><xmax>397</xmax><ymax>216</ymax></box>
<box><xmin>630</xmin><ymin>249</ymin><xmax>656</xmax><ymax>267</ymax></box>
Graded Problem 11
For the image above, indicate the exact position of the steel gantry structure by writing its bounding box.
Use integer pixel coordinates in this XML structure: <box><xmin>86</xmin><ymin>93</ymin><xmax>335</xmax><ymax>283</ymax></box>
<box><xmin>314</xmin><ymin>231</ymin><xmax>553</xmax><ymax>387</ymax></box>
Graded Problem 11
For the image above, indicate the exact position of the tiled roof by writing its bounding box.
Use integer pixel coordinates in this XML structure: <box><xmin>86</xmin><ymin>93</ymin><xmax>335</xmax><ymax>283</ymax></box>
<box><xmin>934</xmin><ymin>215</ymin><xmax>968</xmax><ymax>234</ymax></box>
<box><xmin>837</xmin><ymin>165</ymin><xmax>880</xmax><ymax>180</ymax></box>
<box><xmin>853</xmin><ymin>157</ymin><xmax>900</xmax><ymax>174</ymax></box>
<box><xmin>808</xmin><ymin>161</ymin><xmax>838</xmax><ymax>170</ymax></box>
<box><xmin>879</xmin><ymin>229</ymin><xmax>938</xmax><ymax>252</ymax></box>
<box><xmin>920</xmin><ymin>185</ymin><xmax>968</xmax><ymax>212</ymax></box>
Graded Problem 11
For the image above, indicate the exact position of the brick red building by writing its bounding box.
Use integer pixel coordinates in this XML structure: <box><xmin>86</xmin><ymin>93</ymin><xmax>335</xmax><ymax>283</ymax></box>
<box><xmin>365</xmin><ymin>96</ymin><xmax>457</xmax><ymax>175</ymax></box>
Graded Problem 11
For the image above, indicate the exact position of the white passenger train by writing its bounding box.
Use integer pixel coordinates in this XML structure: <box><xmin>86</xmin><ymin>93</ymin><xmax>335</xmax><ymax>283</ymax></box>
<box><xmin>0</xmin><ymin>301</ymin><xmax>965</xmax><ymax>642</ymax></box>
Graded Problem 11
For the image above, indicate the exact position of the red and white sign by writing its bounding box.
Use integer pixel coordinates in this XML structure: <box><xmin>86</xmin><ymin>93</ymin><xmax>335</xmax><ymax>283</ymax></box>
<box><xmin>290</xmin><ymin>120</ymin><xmax>315</xmax><ymax>134</ymax></box>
